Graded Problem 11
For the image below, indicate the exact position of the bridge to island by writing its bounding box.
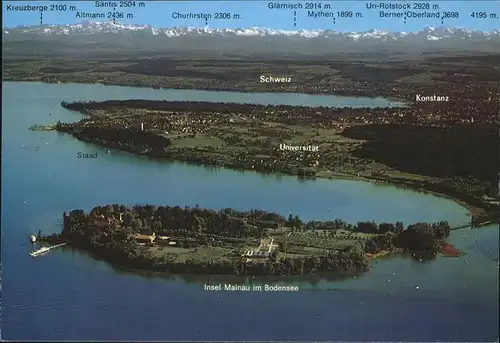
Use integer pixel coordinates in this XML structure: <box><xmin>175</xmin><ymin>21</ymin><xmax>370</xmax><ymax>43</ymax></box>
<box><xmin>450</xmin><ymin>216</ymin><xmax>497</xmax><ymax>231</ymax></box>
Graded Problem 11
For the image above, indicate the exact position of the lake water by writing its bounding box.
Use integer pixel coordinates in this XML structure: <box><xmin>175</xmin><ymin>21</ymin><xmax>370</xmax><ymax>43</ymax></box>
<box><xmin>1</xmin><ymin>82</ymin><xmax>498</xmax><ymax>341</ymax></box>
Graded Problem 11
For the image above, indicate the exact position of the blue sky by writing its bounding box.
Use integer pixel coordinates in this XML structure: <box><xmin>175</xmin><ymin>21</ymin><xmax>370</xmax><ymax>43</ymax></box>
<box><xmin>3</xmin><ymin>1</ymin><xmax>500</xmax><ymax>31</ymax></box>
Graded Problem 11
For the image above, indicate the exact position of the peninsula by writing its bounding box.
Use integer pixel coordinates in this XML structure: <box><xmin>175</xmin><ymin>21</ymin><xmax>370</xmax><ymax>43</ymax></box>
<box><xmin>53</xmin><ymin>100</ymin><xmax>499</xmax><ymax>217</ymax></box>
<box><xmin>39</xmin><ymin>205</ymin><xmax>457</xmax><ymax>276</ymax></box>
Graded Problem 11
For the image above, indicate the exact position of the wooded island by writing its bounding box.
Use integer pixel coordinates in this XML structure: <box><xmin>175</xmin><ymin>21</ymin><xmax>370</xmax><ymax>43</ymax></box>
<box><xmin>40</xmin><ymin>204</ymin><xmax>456</xmax><ymax>276</ymax></box>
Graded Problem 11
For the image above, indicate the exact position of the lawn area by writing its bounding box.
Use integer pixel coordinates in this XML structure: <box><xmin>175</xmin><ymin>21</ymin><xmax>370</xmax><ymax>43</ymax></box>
<box><xmin>170</xmin><ymin>134</ymin><xmax>226</xmax><ymax>148</ymax></box>
<box><xmin>275</xmin><ymin>232</ymin><xmax>366</xmax><ymax>250</ymax></box>
<box><xmin>148</xmin><ymin>245</ymin><xmax>235</xmax><ymax>263</ymax></box>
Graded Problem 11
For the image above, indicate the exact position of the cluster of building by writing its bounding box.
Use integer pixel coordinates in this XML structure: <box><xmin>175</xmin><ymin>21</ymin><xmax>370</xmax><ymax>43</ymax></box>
<box><xmin>63</xmin><ymin>76</ymin><xmax>498</xmax><ymax>141</ymax></box>
<box><xmin>132</xmin><ymin>231</ymin><xmax>187</xmax><ymax>247</ymax></box>
<box><xmin>137</xmin><ymin>112</ymin><xmax>229</xmax><ymax>135</ymax></box>
<box><xmin>241</xmin><ymin>238</ymin><xmax>279</xmax><ymax>262</ymax></box>
<box><xmin>133</xmin><ymin>233</ymin><xmax>181</xmax><ymax>246</ymax></box>
<box><xmin>89</xmin><ymin>213</ymin><xmax>177</xmax><ymax>246</ymax></box>
<box><xmin>63</xmin><ymin>110</ymin><xmax>230</xmax><ymax>137</ymax></box>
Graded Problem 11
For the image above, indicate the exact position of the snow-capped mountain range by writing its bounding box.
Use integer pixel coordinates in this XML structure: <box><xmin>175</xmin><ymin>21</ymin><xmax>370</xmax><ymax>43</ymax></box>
<box><xmin>4</xmin><ymin>21</ymin><xmax>500</xmax><ymax>42</ymax></box>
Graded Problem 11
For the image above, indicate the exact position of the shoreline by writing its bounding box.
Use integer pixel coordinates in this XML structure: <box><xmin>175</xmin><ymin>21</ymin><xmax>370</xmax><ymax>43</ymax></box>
<box><xmin>129</xmin><ymin>146</ymin><xmax>487</xmax><ymax>215</ymax></box>
<box><xmin>319</xmin><ymin>172</ymin><xmax>486</xmax><ymax>216</ymax></box>
<box><xmin>37</xmin><ymin>205</ymin><xmax>456</xmax><ymax>277</ymax></box>
<box><xmin>54</xmin><ymin>98</ymin><xmax>496</xmax><ymax>218</ymax></box>
<box><xmin>17</xmin><ymin>81</ymin><xmax>495</xmax><ymax>218</ymax></box>
<box><xmin>3</xmin><ymin>78</ymin><xmax>410</xmax><ymax>104</ymax></box>
<box><xmin>60</xmin><ymin>131</ymin><xmax>491</xmax><ymax>217</ymax></box>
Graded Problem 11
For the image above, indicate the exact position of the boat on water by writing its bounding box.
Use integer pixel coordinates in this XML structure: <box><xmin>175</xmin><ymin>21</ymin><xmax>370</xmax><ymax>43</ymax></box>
<box><xmin>29</xmin><ymin>242</ymin><xmax>67</xmax><ymax>257</ymax></box>
<box><xmin>30</xmin><ymin>246</ymin><xmax>50</xmax><ymax>257</ymax></box>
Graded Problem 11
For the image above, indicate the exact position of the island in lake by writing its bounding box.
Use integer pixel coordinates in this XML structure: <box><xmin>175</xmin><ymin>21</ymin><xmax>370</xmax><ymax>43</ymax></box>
<box><xmin>37</xmin><ymin>204</ymin><xmax>467</xmax><ymax>276</ymax></box>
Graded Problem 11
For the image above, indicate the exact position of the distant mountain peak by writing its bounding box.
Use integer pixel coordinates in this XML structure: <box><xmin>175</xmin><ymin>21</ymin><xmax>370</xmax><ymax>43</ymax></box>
<box><xmin>3</xmin><ymin>21</ymin><xmax>499</xmax><ymax>42</ymax></box>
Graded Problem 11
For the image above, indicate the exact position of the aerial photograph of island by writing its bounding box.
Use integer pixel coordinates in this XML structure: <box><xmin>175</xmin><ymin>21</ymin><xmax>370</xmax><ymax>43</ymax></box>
<box><xmin>2</xmin><ymin>0</ymin><xmax>499</xmax><ymax>341</ymax></box>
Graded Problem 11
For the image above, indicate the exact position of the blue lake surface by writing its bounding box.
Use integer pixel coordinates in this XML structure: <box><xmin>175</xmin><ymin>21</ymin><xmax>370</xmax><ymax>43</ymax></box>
<box><xmin>1</xmin><ymin>82</ymin><xmax>498</xmax><ymax>341</ymax></box>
